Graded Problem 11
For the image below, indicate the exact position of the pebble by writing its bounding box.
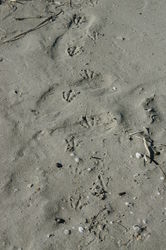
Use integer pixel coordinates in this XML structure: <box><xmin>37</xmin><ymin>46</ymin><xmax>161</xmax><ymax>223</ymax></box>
<box><xmin>74</xmin><ymin>157</ymin><xmax>80</xmax><ymax>163</ymax></box>
<box><xmin>136</xmin><ymin>152</ymin><xmax>142</xmax><ymax>159</ymax></box>
<box><xmin>27</xmin><ymin>184</ymin><xmax>33</xmax><ymax>188</ymax></box>
<box><xmin>160</xmin><ymin>176</ymin><xmax>164</xmax><ymax>180</ymax></box>
<box><xmin>78</xmin><ymin>226</ymin><xmax>84</xmax><ymax>233</ymax></box>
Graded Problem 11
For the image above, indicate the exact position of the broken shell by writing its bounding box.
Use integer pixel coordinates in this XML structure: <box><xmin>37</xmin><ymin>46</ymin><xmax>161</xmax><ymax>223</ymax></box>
<box><xmin>78</xmin><ymin>226</ymin><xmax>84</xmax><ymax>233</ymax></box>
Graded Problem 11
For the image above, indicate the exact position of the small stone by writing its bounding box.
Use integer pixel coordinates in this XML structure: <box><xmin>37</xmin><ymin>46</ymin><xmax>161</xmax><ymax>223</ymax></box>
<box><xmin>78</xmin><ymin>226</ymin><xmax>84</xmax><ymax>233</ymax></box>
<box><xmin>136</xmin><ymin>152</ymin><xmax>142</xmax><ymax>159</ymax></box>
<box><xmin>27</xmin><ymin>183</ymin><xmax>33</xmax><ymax>188</ymax></box>
<box><xmin>70</xmin><ymin>152</ymin><xmax>75</xmax><ymax>157</ymax></box>
<box><xmin>64</xmin><ymin>229</ymin><xmax>71</xmax><ymax>235</ymax></box>
<box><xmin>56</xmin><ymin>162</ymin><xmax>63</xmax><ymax>168</ymax></box>
<box><xmin>160</xmin><ymin>176</ymin><xmax>164</xmax><ymax>180</ymax></box>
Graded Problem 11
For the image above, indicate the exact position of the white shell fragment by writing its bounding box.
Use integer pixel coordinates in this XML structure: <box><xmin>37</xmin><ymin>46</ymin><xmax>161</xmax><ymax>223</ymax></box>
<box><xmin>125</xmin><ymin>202</ymin><xmax>129</xmax><ymax>206</ymax></box>
<box><xmin>135</xmin><ymin>152</ymin><xmax>142</xmax><ymax>159</ymax></box>
<box><xmin>78</xmin><ymin>226</ymin><xmax>84</xmax><ymax>233</ymax></box>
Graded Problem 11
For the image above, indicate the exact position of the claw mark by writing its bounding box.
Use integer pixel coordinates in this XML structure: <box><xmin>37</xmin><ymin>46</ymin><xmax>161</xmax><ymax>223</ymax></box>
<box><xmin>67</xmin><ymin>46</ymin><xmax>83</xmax><ymax>57</ymax></box>
<box><xmin>62</xmin><ymin>89</ymin><xmax>80</xmax><ymax>102</ymax></box>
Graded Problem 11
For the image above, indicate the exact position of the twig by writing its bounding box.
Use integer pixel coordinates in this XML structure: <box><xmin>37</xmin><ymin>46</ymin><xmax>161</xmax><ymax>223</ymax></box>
<box><xmin>69</xmin><ymin>0</ymin><xmax>72</xmax><ymax>7</ymax></box>
<box><xmin>158</xmin><ymin>165</ymin><xmax>166</xmax><ymax>179</ymax></box>
<box><xmin>15</xmin><ymin>15</ymin><xmax>47</xmax><ymax>21</ymax></box>
<box><xmin>1</xmin><ymin>10</ymin><xmax>63</xmax><ymax>45</ymax></box>
<box><xmin>145</xmin><ymin>155</ymin><xmax>159</xmax><ymax>165</ymax></box>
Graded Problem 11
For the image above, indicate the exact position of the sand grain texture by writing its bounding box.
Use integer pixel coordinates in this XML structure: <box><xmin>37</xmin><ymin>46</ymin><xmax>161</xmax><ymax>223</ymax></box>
<box><xmin>1</xmin><ymin>0</ymin><xmax>166</xmax><ymax>249</ymax></box>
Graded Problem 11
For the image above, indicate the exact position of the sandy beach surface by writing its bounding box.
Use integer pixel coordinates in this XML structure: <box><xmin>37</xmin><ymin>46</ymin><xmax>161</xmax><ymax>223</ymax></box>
<box><xmin>1</xmin><ymin>0</ymin><xmax>166</xmax><ymax>249</ymax></box>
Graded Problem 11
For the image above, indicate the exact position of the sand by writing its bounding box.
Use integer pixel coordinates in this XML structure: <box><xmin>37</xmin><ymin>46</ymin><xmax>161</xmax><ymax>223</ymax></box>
<box><xmin>0</xmin><ymin>0</ymin><xmax>166</xmax><ymax>249</ymax></box>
